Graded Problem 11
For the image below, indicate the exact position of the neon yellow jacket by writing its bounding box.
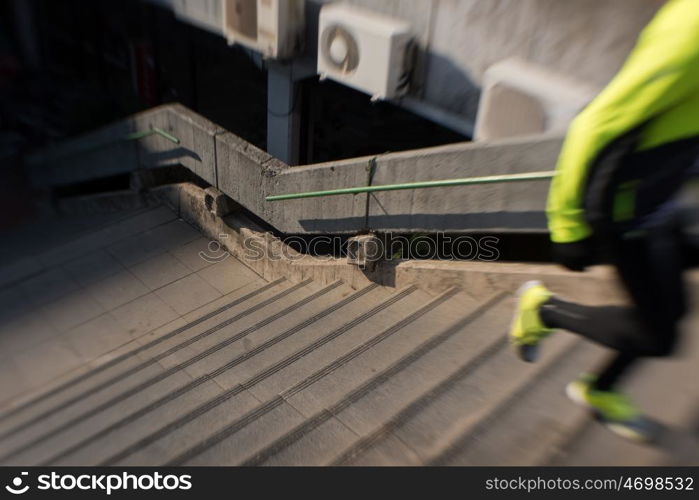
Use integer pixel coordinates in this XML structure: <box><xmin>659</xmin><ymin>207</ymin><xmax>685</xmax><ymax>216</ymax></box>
<box><xmin>547</xmin><ymin>0</ymin><xmax>699</xmax><ymax>243</ymax></box>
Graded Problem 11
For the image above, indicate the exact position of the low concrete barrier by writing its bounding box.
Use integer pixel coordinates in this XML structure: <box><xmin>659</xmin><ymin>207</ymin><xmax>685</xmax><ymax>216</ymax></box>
<box><xmin>27</xmin><ymin>103</ymin><xmax>563</xmax><ymax>235</ymax></box>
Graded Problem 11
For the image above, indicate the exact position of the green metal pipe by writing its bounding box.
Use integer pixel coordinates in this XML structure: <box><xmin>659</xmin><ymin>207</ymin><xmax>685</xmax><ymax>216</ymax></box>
<box><xmin>50</xmin><ymin>127</ymin><xmax>181</xmax><ymax>160</ymax></box>
<box><xmin>124</xmin><ymin>127</ymin><xmax>180</xmax><ymax>144</ymax></box>
<box><xmin>266</xmin><ymin>170</ymin><xmax>556</xmax><ymax>201</ymax></box>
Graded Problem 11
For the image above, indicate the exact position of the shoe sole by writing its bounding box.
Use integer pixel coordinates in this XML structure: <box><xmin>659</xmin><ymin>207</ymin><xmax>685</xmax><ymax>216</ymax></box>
<box><xmin>565</xmin><ymin>381</ymin><xmax>655</xmax><ymax>444</ymax></box>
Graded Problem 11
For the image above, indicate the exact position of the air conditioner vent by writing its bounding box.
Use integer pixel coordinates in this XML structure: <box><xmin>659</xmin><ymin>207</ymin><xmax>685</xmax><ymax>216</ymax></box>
<box><xmin>223</xmin><ymin>0</ymin><xmax>305</xmax><ymax>59</ymax></box>
<box><xmin>317</xmin><ymin>3</ymin><xmax>415</xmax><ymax>101</ymax></box>
<box><xmin>320</xmin><ymin>25</ymin><xmax>360</xmax><ymax>74</ymax></box>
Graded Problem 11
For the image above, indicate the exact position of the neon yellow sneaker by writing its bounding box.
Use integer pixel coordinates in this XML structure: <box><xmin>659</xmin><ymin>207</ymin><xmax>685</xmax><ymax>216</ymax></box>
<box><xmin>566</xmin><ymin>374</ymin><xmax>657</xmax><ymax>443</ymax></box>
<box><xmin>509</xmin><ymin>281</ymin><xmax>554</xmax><ymax>362</ymax></box>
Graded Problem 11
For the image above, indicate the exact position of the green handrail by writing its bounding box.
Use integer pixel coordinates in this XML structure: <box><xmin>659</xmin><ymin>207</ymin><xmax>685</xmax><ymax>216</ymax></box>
<box><xmin>266</xmin><ymin>170</ymin><xmax>556</xmax><ymax>201</ymax></box>
<box><xmin>125</xmin><ymin>127</ymin><xmax>180</xmax><ymax>144</ymax></box>
<box><xmin>49</xmin><ymin>127</ymin><xmax>180</xmax><ymax>160</ymax></box>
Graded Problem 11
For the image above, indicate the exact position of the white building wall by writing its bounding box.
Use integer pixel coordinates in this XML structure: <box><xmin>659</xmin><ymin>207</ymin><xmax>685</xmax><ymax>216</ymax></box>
<box><xmin>161</xmin><ymin>0</ymin><xmax>663</xmax><ymax>120</ymax></box>
<box><xmin>423</xmin><ymin>0</ymin><xmax>660</xmax><ymax>118</ymax></box>
<box><xmin>331</xmin><ymin>0</ymin><xmax>661</xmax><ymax>119</ymax></box>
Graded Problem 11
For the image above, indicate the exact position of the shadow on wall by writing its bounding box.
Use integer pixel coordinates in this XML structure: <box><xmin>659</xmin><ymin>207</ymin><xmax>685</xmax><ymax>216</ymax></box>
<box><xmin>298</xmin><ymin>211</ymin><xmax>547</xmax><ymax>234</ymax></box>
<box><xmin>140</xmin><ymin>147</ymin><xmax>202</xmax><ymax>165</ymax></box>
<box><xmin>421</xmin><ymin>51</ymin><xmax>482</xmax><ymax>121</ymax></box>
<box><xmin>303</xmin><ymin>68</ymin><xmax>470</xmax><ymax>164</ymax></box>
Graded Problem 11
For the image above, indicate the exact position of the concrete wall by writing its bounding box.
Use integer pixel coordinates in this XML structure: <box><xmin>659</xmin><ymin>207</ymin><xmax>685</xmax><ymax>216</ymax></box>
<box><xmin>28</xmin><ymin>104</ymin><xmax>562</xmax><ymax>235</ymax></box>
<box><xmin>164</xmin><ymin>0</ymin><xmax>661</xmax><ymax>126</ymax></box>
<box><xmin>335</xmin><ymin>0</ymin><xmax>661</xmax><ymax>119</ymax></box>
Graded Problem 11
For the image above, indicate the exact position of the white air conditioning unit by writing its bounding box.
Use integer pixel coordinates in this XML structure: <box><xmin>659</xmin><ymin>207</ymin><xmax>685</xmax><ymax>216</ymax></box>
<box><xmin>317</xmin><ymin>3</ymin><xmax>415</xmax><ymax>101</ymax></box>
<box><xmin>474</xmin><ymin>58</ymin><xmax>599</xmax><ymax>141</ymax></box>
<box><xmin>223</xmin><ymin>0</ymin><xmax>305</xmax><ymax>59</ymax></box>
<box><xmin>174</xmin><ymin>0</ymin><xmax>224</xmax><ymax>35</ymax></box>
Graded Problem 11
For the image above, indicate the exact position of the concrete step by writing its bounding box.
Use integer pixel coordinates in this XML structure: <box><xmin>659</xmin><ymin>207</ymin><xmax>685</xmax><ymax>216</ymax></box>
<box><xmin>549</xmin><ymin>312</ymin><xmax>699</xmax><ymax>466</ymax></box>
<box><xmin>179</xmin><ymin>289</ymin><xmax>468</xmax><ymax>465</ymax></box>
<box><xmin>253</xmin><ymin>291</ymin><xmax>507</xmax><ymax>466</ymax></box>
<box><xmin>437</xmin><ymin>342</ymin><xmax>605</xmax><ymax>465</ymax></box>
<box><xmin>0</xmin><ymin>279</ymin><xmax>339</xmax><ymax>465</ymax></box>
<box><xmin>0</xmin><ymin>276</ymin><xmax>310</xmax><ymax>439</ymax></box>
<box><xmin>49</xmin><ymin>282</ymin><xmax>392</xmax><ymax>465</ymax></box>
<box><xmin>110</xmin><ymin>285</ymin><xmax>427</xmax><ymax>465</ymax></box>
<box><xmin>0</xmin><ymin>209</ymin><xmax>206</xmax><ymax>407</ymax></box>
<box><xmin>422</xmin><ymin>334</ymin><xmax>586</xmax><ymax>465</ymax></box>
<box><xmin>211</xmin><ymin>290</ymin><xmax>498</xmax><ymax>465</ymax></box>
<box><xmin>0</xmin><ymin>277</ymin><xmax>288</xmax><ymax>435</ymax></box>
<box><xmin>323</xmin><ymin>294</ymin><xmax>513</xmax><ymax>465</ymax></box>
<box><xmin>338</xmin><ymin>319</ymin><xmax>581</xmax><ymax>465</ymax></box>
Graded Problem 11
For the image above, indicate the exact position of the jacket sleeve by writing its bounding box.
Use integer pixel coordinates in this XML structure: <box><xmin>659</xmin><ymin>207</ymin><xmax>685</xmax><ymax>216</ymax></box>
<box><xmin>547</xmin><ymin>0</ymin><xmax>699</xmax><ymax>243</ymax></box>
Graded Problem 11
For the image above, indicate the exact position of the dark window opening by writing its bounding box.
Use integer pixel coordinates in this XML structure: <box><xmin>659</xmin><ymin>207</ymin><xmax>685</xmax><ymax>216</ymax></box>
<box><xmin>3</xmin><ymin>0</ymin><xmax>467</xmax><ymax>166</ymax></box>
<box><xmin>299</xmin><ymin>78</ymin><xmax>468</xmax><ymax>164</ymax></box>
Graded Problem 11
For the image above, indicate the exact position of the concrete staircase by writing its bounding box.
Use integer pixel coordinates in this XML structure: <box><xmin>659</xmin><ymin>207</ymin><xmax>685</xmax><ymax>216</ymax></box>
<box><xmin>1</xmin><ymin>204</ymin><xmax>697</xmax><ymax>466</ymax></box>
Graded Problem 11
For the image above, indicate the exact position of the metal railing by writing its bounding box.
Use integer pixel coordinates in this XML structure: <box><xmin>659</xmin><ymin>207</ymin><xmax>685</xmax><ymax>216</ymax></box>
<box><xmin>49</xmin><ymin>127</ymin><xmax>180</xmax><ymax>161</ymax></box>
<box><xmin>266</xmin><ymin>171</ymin><xmax>556</xmax><ymax>201</ymax></box>
<box><xmin>124</xmin><ymin>127</ymin><xmax>180</xmax><ymax>144</ymax></box>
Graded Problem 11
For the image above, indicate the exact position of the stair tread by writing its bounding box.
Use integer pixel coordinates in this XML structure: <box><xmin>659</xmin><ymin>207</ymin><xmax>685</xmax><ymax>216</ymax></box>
<box><xmin>0</xmin><ymin>277</ymin><xmax>287</xmax><ymax>435</ymax></box>
<box><xmin>110</xmin><ymin>286</ymin><xmax>428</xmax><ymax>465</ymax></box>
<box><xmin>52</xmin><ymin>283</ymin><xmax>387</xmax><ymax>465</ymax></box>
<box><xmin>0</xmin><ymin>279</ymin><xmax>328</xmax><ymax>464</ymax></box>
<box><xmin>551</xmin><ymin>313</ymin><xmax>699</xmax><ymax>466</ymax></box>
<box><xmin>243</xmin><ymin>288</ymin><xmax>435</xmax><ymax>402</ymax></box>
<box><xmin>342</xmin><ymin>331</ymin><xmax>579</xmax><ymax>465</ymax></box>
<box><xmin>440</xmin><ymin>342</ymin><xmax>605</xmax><ymax>465</ymax></box>
<box><xmin>254</xmin><ymin>292</ymin><xmax>501</xmax><ymax>465</ymax></box>
<box><xmin>243</xmin><ymin>291</ymin><xmax>501</xmax><ymax>466</ymax></box>
<box><xmin>5</xmin><ymin>200</ymin><xmax>699</xmax><ymax>466</ymax></box>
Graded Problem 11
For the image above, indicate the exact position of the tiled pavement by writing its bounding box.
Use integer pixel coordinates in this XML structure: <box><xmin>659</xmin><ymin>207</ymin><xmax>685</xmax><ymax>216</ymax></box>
<box><xmin>0</xmin><ymin>206</ymin><xmax>259</xmax><ymax>400</ymax></box>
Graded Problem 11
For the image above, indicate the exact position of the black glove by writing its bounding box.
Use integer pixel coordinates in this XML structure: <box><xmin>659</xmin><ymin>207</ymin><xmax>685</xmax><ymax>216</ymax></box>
<box><xmin>552</xmin><ymin>238</ymin><xmax>597</xmax><ymax>272</ymax></box>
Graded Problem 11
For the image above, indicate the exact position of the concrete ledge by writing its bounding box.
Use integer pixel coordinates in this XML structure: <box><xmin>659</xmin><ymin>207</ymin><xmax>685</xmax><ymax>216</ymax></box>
<box><xmin>157</xmin><ymin>182</ymin><xmax>629</xmax><ymax>305</ymax></box>
<box><xmin>10</xmin><ymin>182</ymin><xmax>694</xmax><ymax>308</ymax></box>
<box><xmin>27</xmin><ymin>104</ymin><xmax>563</xmax><ymax>235</ymax></box>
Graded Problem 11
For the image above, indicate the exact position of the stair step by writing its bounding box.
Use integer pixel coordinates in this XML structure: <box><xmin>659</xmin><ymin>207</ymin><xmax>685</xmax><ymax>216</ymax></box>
<box><xmin>237</xmin><ymin>291</ymin><xmax>501</xmax><ymax>465</ymax></box>
<box><xmin>237</xmin><ymin>289</ymin><xmax>433</xmax><ymax>403</ymax></box>
<box><xmin>0</xmin><ymin>279</ymin><xmax>330</xmax><ymax>465</ymax></box>
<box><xmin>144</xmin><ymin>280</ymin><xmax>323</xmax><ymax>372</ymax></box>
<box><xmin>178</xmin><ymin>283</ymin><xmax>365</xmax><ymax>381</ymax></box>
<box><xmin>550</xmin><ymin>313</ymin><xmax>699</xmax><ymax>466</ymax></box>
<box><xmin>342</xmin><ymin>330</ymin><xmax>580</xmax><ymax>465</ymax></box>
<box><xmin>49</xmin><ymin>282</ymin><xmax>385</xmax><ymax>465</ymax></box>
<box><xmin>0</xmin><ymin>277</ymin><xmax>287</xmax><ymax>435</ymax></box>
<box><xmin>257</xmin><ymin>292</ymin><xmax>507</xmax><ymax>466</ymax></box>
<box><xmin>111</xmin><ymin>286</ymin><xmax>425</xmax><ymax>465</ymax></box>
<box><xmin>170</xmin><ymin>287</ymin><xmax>447</xmax><ymax>466</ymax></box>
<box><xmin>438</xmin><ymin>342</ymin><xmax>605</xmax><ymax>465</ymax></box>
<box><xmin>325</xmin><ymin>294</ymin><xmax>515</xmax><ymax>466</ymax></box>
